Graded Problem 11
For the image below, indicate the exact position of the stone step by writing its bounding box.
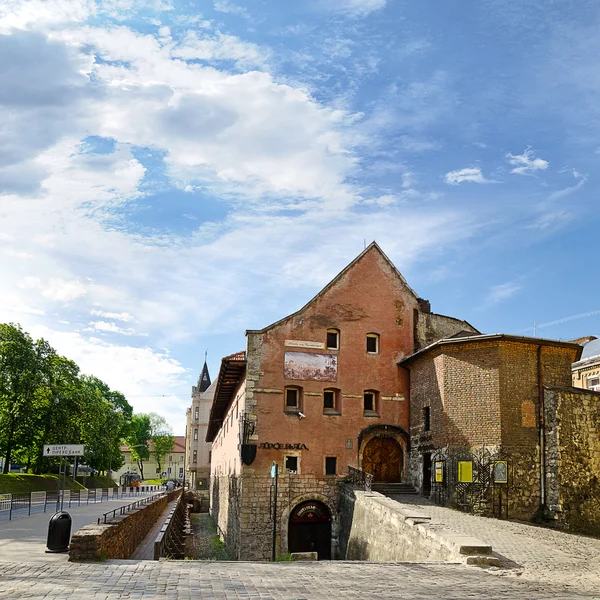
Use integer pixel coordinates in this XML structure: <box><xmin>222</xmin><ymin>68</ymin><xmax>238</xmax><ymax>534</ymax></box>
<box><xmin>371</xmin><ymin>483</ymin><xmax>419</xmax><ymax>495</ymax></box>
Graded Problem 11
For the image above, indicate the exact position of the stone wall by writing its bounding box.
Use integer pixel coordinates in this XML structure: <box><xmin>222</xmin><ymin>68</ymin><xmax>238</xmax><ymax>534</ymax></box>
<box><xmin>338</xmin><ymin>484</ymin><xmax>481</xmax><ymax>562</ymax></box>
<box><xmin>545</xmin><ymin>387</ymin><xmax>600</xmax><ymax>535</ymax></box>
<box><xmin>69</xmin><ymin>490</ymin><xmax>181</xmax><ymax>561</ymax></box>
<box><xmin>210</xmin><ymin>475</ymin><xmax>243</xmax><ymax>559</ymax></box>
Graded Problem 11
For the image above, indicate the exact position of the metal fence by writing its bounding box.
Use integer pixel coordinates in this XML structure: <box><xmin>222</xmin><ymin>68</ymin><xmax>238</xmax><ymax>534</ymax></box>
<box><xmin>0</xmin><ymin>485</ymin><xmax>163</xmax><ymax>521</ymax></box>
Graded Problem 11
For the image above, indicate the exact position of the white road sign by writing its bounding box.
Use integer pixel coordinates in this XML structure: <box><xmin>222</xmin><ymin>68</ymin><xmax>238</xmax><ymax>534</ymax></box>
<box><xmin>43</xmin><ymin>444</ymin><xmax>85</xmax><ymax>457</ymax></box>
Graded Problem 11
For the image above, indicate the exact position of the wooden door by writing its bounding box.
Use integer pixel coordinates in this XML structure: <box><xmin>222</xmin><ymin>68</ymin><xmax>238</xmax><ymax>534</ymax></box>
<box><xmin>362</xmin><ymin>437</ymin><xmax>403</xmax><ymax>482</ymax></box>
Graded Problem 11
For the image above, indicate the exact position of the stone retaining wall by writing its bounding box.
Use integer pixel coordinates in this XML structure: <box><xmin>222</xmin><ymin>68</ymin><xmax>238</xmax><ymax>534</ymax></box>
<box><xmin>69</xmin><ymin>490</ymin><xmax>181</xmax><ymax>561</ymax></box>
<box><xmin>338</xmin><ymin>484</ymin><xmax>492</xmax><ymax>564</ymax></box>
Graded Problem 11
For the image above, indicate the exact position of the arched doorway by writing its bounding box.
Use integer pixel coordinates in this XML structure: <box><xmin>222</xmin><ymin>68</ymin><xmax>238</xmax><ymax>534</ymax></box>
<box><xmin>362</xmin><ymin>437</ymin><xmax>403</xmax><ymax>482</ymax></box>
<box><xmin>288</xmin><ymin>500</ymin><xmax>331</xmax><ymax>560</ymax></box>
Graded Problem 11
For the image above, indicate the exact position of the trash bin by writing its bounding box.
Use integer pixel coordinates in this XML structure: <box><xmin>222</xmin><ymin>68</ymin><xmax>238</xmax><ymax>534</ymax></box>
<box><xmin>46</xmin><ymin>511</ymin><xmax>72</xmax><ymax>553</ymax></box>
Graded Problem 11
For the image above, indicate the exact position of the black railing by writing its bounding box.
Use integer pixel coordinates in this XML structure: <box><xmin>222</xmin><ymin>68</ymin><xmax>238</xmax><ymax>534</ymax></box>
<box><xmin>347</xmin><ymin>466</ymin><xmax>374</xmax><ymax>492</ymax></box>
<box><xmin>98</xmin><ymin>492</ymin><xmax>167</xmax><ymax>524</ymax></box>
<box><xmin>153</xmin><ymin>490</ymin><xmax>186</xmax><ymax>560</ymax></box>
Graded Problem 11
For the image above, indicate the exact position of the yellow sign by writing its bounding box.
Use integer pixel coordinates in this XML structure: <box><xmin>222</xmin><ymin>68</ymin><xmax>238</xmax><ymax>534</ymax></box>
<box><xmin>435</xmin><ymin>461</ymin><xmax>444</xmax><ymax>483</ymax></box>
<box><xmin>458</xmin><ymin>461</ymin><xmax>473</xmax><ymax>483</ymax></box>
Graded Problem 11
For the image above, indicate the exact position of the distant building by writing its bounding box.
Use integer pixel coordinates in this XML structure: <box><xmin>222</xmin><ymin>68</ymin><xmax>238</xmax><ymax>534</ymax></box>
<box><xmin>206</xmin><ymin>243</ymin><xmax>476</xmax><ymax>560</ymax></box>
<box><xmin>185</xmin><ymin>361</ymin><xmax>215</xmax><ymax>489</ymax></box>
<box><xmin>113</xmin><ymin>436</ymin><xmax>186</xmax><ymax>483</ymax></box>
<box><xmin>572</xmin><ymin>336</ymin><xmax>600</xmax><ymax>391</ymax></box>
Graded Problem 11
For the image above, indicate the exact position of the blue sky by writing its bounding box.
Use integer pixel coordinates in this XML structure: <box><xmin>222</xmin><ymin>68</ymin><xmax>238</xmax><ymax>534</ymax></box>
<box><xmin>1</xmin><ymin>0</ymin><xmax>599</xmax><ymax>434</ymax></box>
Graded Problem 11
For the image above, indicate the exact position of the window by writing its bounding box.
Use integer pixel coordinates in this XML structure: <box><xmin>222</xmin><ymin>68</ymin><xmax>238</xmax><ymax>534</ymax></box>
<box><xmin>363</xmin><ymin>390</ymin><xmax>379</xmax><ymax>415</ymax></box>
<box><xmin>193</xmin><ymin>450</ymin><xmax>197</xmax><ymax>463</ymax></box>
<box><xmin>588</xmin><ymin>377</ymin><xmax>600</xmax><ymax>391</ymax></box>
<box><xmin>423</xmin><ymin>406</ymin><xmax>431</xmax><ymax>431</ymax></box>
<box><xmin>179</xmin><ymin>467</ymin><xmax>184</xmax><ymax>475</ymax></box>
<box><xmin>323</xmin><ymin>388</ymin><xmax>341</xmax><ymax>414</ymax></box>
<box><xmin>194</xmin><ymin>429</ymin><xmax>198</xmax><ymax>440</ymax></box>
<box><xmin>284</xmin><ymin>387</ymin><xmax>302</xmax><ymax>411</ymax></box>
<box><xmin>168</xmin><ymin>467</ymin><xmax>172</xmax><ymax>474</ymax></box>
<box><xmin>156</xmin><ymin>468</ymin><xmax>160</xmax><ymax>474</ymax></box>
<box><xmin>285</xmin><ymin>456</ymin><xmax>298</xmax><ymax>473</ymax></box>
<box><xmin>325</xmin><ymin>457</ymin><xmax>337</xmax><ymax>476</ymax></box>
<box><xmin>194</xmin><ymin>407</ymin><xmax>199</xmax><ymax>420</ymax></box>
<box><xmin>366</xmin><ymin>333</ymin><xmax>379</xmax><ymax>354</ymax></box>
<box><xmin>326</xmin><ymin>328</ymin><xmax>340</xmax><ymax>350</ymax></box>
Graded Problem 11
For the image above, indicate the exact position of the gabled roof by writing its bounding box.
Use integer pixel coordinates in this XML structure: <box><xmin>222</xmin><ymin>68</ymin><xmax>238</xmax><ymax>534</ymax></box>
<box><xmin>246</xmin><ymin>242</ymin><xmax>420</xmax><ymax>335</ymax></box>
<box><xmin>399</xmin><ymin>333</ymin><xmax>583</xmax><ymax>366</ymax></box>
<box><xmin>206</xmin><ymin>351</ymin><xmax>247</xmax><ymax>442</ymax></box>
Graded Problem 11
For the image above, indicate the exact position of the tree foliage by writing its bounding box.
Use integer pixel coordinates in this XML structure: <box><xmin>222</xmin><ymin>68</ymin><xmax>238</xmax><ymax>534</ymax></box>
<box><xmin>0</xmin><ymin>323</ymin><xmax>133</xmax><ymax>475</ymax></box>
<box><xmin>148</xmin><ymin>412</ymin><xmax>175</xmax><ymax>477</ymax></box>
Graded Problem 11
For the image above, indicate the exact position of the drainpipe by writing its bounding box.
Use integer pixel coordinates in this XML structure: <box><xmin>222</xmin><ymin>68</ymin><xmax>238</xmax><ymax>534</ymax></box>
<box><xmin>537</xmin><ymin>345</ymin><xmax>546</xmax><ymax>507</ymax></box>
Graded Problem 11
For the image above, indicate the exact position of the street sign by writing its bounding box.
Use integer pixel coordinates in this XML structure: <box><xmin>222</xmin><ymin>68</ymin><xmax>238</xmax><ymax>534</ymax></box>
<box><xmin>43</xmin><ymin>444</ymin><xmax>85</xmax><ymax>457</ymax></box>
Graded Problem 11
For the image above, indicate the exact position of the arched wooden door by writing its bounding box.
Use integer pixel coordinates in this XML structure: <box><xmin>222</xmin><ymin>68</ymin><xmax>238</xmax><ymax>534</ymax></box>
<box><xmin>288</xmin><ymin>501</ymin><xmax>331</xmax><ymax>560</ymax></box>
<box><xmin>362</xmin><ymin>437</ymin><xmax>403</xmax><ymax>482</ymax></box>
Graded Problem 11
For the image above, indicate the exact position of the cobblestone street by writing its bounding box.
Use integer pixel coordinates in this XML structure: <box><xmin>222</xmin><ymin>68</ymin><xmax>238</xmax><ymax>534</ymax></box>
<box><xmin>0</xmin><ymin>559</ymin><xmax>597</xmax><ymax>600</ymax></box>
<box><xmin>389</xmin><ymin>493</ymin><xmax>600</xmax><ymax>595</ymax></box>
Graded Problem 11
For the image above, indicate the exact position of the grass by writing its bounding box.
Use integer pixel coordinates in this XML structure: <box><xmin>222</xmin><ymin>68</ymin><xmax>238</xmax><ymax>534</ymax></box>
<box><xmin>0</xmin><ymin>473</ymin><xmax>86</xmax><ymax>494</ymax></box>
<box><xmin>142</xmin><ymin>478</ymin><xmax>165</xmax><ymax>485</ymax></box>
<box><xmin>186</xmin><ymin>513</ymin><xmax>232</xmax><ymax>561</ymax></box>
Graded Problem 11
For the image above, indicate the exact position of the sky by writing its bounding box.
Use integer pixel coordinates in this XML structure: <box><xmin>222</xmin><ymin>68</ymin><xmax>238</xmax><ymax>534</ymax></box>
<box><xmin>1</xmin><ymin>0</ymin><xmax>599</xmax><ymax>435</ymax></box>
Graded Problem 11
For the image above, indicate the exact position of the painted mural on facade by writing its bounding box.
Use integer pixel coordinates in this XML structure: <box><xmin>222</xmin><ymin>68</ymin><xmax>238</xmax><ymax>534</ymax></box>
<box><xmin>284</xmin><ymin>351</ymin><xmax>338</xmax><ymax>382</ymax></box>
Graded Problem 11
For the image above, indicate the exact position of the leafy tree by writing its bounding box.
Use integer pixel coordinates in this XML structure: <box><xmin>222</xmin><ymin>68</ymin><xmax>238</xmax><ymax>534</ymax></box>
<box><xmin>149</xmin><ymin>412</ymin><xmax>175</xmax><ymax>478</ymax></box>
<box><xmin>0</xmin><ymin>324</ymin><xmax>44</xmax><ymax>473</ymax></box>
<box><xmin>125</xmin><ymin>413</ymin><xmax>151</xmax><ymax>480</ymax></box>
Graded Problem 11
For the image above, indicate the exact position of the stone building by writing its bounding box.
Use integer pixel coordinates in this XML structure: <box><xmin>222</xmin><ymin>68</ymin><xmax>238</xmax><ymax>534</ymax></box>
<box><xmin>207</xmin><ymin>243</ymin><xmax>477</xmax><ymax>560</ymax></box>
<box><xmin>185</xmin><ymin>361</ymin><xmax>215</xmax><ymax>490</ymax></box>
<box><xmin>401</xmin><ymin>333</ymin><xmax>600</xmax><ymax>533</ymax></box>
<box><xmin>572</xmin><ymin>336</ymin><xmax>600</xmax><ymax>392</ymax></box>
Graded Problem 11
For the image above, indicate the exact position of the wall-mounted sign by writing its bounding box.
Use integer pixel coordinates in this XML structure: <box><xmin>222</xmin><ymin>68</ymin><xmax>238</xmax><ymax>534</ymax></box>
<box><xmin>457</xmin><ymin>461</ymin><xmax>473</xmax><ymax>483</ymax></box>
<box><xmin>285</xmin><ymin>340</ymin><xmax>325</xmax><ymax>349</ymax></box>
<box><xmin>284</xmin><ymin>351</ymin><xmax>337</xmax><ymax>382</ymax></box>
<box><xmin>493</xmin><ymin>461</ymin><xmax>508</xmax><ymax>484</ymax></box>
<box><xmin>259</xmin><ymin>442</ymin><xmax>308</xmax><ymax>450</ymax></box>
<box><xmin>434</xmin><ymin>461</ymin><xmax>444</xmax><ymax>483</ymax></box>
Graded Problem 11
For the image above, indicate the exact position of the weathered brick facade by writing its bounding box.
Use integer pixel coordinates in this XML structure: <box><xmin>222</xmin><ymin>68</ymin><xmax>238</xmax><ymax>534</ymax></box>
<box><xmin>208</xmin><ymin>243</ymin><xmax>476</xmax><ymax>560</ymax></box>
<box><xmin>404</xmin><ymin>336</ymin><xmax>582</xmax><ymax>521</ymax></box>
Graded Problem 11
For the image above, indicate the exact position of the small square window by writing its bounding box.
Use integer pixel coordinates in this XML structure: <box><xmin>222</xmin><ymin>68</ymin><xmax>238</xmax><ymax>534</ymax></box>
<box><xmin>195</xmin><ymin>408</ymin><xmax>199</xmax><ymax>420</ymax></box>
<box><xmin>366</xmin><ymin>334</ymin><xmax>379</xmax><ymax>354</ymax></box>
<box><xmin>324</xmin><ymin>390</ymin><xmax>335</xmax><ymax>409</ymax></box>
<box><xmin>364</xmin><ymin>392</ymin><xmax>375</xmax><ymax>412</ymax></box>
<box><xmin>194</xmin><ymin>429</ymin><xmax>198</xmax><ymax>440</ymax></box>
<box><xmin>325</xmin><ymin>457</ymin><xmax>337</xmax><ymax>475</ymax></box>
<box><xmin>326</xmin><ymin>329</ymin><xmax>339</xmax><ymax>350</ymax></box>
<box><xmin>286</xmin><ymin>388</ymin><xmax>298</xmax><ymax>408</ymax></box>
<box><xmin>423</xmin><ymin>406</ymin><xmax>431</xmax><ymax>431</ymax></box>
<box><xmin>285</xmin><ymin>456</ymin><xmax>298</xmax><ymax>473</ymax></box>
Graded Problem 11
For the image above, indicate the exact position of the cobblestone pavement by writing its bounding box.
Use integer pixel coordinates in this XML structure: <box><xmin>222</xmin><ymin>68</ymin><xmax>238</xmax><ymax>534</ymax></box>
<box><xmin>0</xmin><ymin>559</ymin><xmax>597</xmax><ymax>600</ymax></box>
<box><xmin>389</xmin><ymin>493</ymin><xmax>600</xmax><ymax>596</ymax></box>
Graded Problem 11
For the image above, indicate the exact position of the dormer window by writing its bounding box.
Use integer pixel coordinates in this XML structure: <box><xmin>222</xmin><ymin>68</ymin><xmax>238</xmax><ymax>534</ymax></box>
<box><xmin>366</xmin><ymin>333</ymin><xmax>379</xmax><ymax>354</ymax></box>
<box><xmin>326</xmin><ymin>329</ymin><xmax>340</xmax><ymax>350</ymax></box>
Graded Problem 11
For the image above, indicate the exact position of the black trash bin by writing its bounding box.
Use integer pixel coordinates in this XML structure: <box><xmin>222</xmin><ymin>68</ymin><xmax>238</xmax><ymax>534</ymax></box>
<box><xmin>46</xmin><ymin>511</ymin><xmax>72</xmax><ymax>553</ymax></box>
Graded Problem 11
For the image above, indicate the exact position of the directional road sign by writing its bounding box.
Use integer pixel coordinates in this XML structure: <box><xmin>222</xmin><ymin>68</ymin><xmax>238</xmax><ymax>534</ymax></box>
<box><xmin>43</xmin><ymin>444</ymin><xmax>85</xmax><ymax>457</ymax></box>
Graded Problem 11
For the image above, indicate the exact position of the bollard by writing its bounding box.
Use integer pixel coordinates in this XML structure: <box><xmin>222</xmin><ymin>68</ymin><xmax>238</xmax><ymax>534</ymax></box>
<box><xmin>46</xmin><ymin>511</ymin><xmax>72</xmax><ymax>553</ymax></box>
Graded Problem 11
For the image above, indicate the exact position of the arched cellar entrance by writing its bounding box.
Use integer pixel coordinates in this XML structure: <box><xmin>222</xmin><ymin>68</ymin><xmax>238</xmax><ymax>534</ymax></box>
<box><xmin>288</xmin><ymin>500</ymin><xmax>332</xmax><ymax>560</ymax></box>
<box><xmin>362</xmin><ymin>436</ymin><xmax>404</xmax><ymax>482</ymax></box>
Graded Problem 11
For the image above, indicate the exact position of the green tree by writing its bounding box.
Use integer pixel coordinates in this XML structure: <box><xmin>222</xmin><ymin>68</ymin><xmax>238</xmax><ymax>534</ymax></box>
<box><xmin>149</xmin><ymin>412</ymin><xmax>175</xmax><ymax>478</ymax></box>
<box><xmin>0</xmin><ymin>324</ymin><xmax>44</xmax><ymax>473</ymax></box>
<box><xmin>125</xmin><ymin>413</ymin><xmax>151</xmax><ymax>480</ymax></box>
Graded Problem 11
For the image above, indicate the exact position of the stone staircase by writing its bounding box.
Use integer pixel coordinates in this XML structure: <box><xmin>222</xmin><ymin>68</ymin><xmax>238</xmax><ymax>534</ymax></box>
<box><xmin>370</xmin><ymin>482</ymin><xmax>419</xmax><ymax>495</ymax></box>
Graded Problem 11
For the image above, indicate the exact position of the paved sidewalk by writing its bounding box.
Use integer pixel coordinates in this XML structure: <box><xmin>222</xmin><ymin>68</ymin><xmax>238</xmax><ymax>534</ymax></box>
<box><xmin>130</xmin><ymin>496</ymin><xmax>179</xmax><ymax>560</ymax></box>
<box><xmin>0</xmin><ymin>559</ymin><xmax>595</xmax><ymax>599</ymax></box>
<box><xmin>387</xmin><ymin>493</ymin><xmax>600</xmax><ymax>595</ymax></box>
<box><xmin>0</xmin><ymin>493</ymin><xmax>162</xmax><ymax>563</ymax></box>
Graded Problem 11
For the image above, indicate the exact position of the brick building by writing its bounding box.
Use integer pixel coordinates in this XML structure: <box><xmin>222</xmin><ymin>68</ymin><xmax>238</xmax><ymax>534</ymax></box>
<box><xmin>400</xmin><ymin>333</ymin><xmax>600</xmax><ymax>530</ymax></box>
<box><xmin>185</xmin><ymin>360</ymin><xmax>215</xmax><ymax>490</ymax></box>
<box><xmin>207</xmin><ymin>243</ymin><xmax>476</xmax><ymax>560</ymax></box>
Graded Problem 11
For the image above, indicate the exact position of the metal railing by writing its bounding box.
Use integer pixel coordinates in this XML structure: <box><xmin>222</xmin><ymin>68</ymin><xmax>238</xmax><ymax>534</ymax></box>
<box><xmin>98</xmin><ymin>492</ymin><xmax>166</xmax><ymax>524</ymax></box>
<box><xmin>153</xmin><ymin>490</ymin><xmax>186</xmax><ymax>560</ymax></box>
<box><xmin>0</xmin><ymin>485</ymin><xmax>163</xmax><ymax>521</ymax></box>
<box><xmin>347</xmin><ymin>466</ymin><xmax>374</xmax><ymax>492</ymax></box>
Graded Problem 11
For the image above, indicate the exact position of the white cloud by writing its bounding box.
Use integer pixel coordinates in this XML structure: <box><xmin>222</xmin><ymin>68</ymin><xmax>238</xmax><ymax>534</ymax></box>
<box><xmin>20</xmin><ymin>276</ymin><xmax>88</xmax><ymax>302</ymax></box>
<box><xmin>213</xmin><ymin>0</ymin><xmax>249</xmax><ymax>18</ymax></box>
<box><xmin>88</xmin><ymin>321</ymin><xmax>136</xmax><ymax>335</ymax></box>
<box><xmin>484</xmin><ymin>282</ymin><xmax>522</xmax><ymax>306</ymax></box>
<box><xmin>444</xmin><ymin>167</ymin><xmax>497</xmax><ymax>185</ymax></box>
<box><xmin>506</xmin><ymin>147</ymin><xmax>549</xmax><ymax>176</ymax></box>
<box><xmin>91</xmin><ymin>309</ymin><xmax>135</xmax><ymax>322</ymax></box>
<box><xmin>328</xmin><ymin>0</ymin><xmax>386</xmax><ymax>18</ymax></box>
<box><xmin>548</xmin><ymin>168</ymin><xmax>587</xmax><ymax>200</ymax></box>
